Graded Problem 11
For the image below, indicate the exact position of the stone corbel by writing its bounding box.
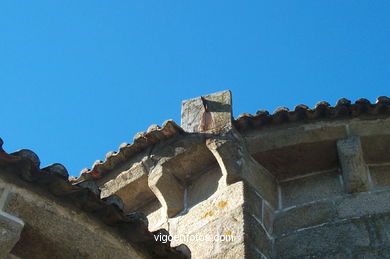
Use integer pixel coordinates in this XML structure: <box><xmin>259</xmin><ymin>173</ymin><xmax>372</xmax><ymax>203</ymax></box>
<box><xmin>148</xmin><ymin>164</ymin><xmax>184</xmax><ymax>219</ymax></box>
<box><xmin>206</xmin><ymin>131</ymin><xmax>278</xmax><ymax>208</ymax></box>
<box><xmin>181</xmin><ymin>90</ymin><xmax>278</xmax><ymax>208</ymax></box>
<box><xmin>337</xmin><ymin>136</ymin><xmax>371</xmax><ymax>193</ymax></box>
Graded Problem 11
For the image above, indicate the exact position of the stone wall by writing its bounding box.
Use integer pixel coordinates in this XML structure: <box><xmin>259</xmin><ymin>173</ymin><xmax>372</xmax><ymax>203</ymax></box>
<box><xmin>249</xmin><ymin>117</ymin><xmax>390</xmax><ymax>258</ymax></box>
<box><xmin>274</xmin><ymin>188</ymin><xmax>390</xmax><ymax>258</ymax></box>
<box><xmin>90</xmin><ymin>91</ymin><xmax>390</xmax><ymax>258</ymax></box>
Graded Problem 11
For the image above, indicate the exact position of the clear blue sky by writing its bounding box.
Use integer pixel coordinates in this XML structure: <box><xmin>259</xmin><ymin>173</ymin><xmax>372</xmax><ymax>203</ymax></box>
<box><xmin>1</xmin><ymin>1</ymin><xmax>389</xmax><ymax>176</ymax></box>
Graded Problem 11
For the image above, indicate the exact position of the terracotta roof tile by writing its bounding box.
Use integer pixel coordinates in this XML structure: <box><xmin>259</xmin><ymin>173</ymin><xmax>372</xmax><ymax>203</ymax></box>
<box><xmin>234</xmin><ymin>96</ymin><xmax>390</xmax><ymax>132</ymax></box>
<box><xmin>77</xmin><ymin>119</ymin><xmax>184</xmax><ymax>181</ymax></box>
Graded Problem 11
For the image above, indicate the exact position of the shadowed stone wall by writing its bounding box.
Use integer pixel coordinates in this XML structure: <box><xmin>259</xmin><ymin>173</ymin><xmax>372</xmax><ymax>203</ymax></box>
<box><xmin>0</xmin><ymin>170</ymin><xmax>148</xmax><ymax>259</ymax></box>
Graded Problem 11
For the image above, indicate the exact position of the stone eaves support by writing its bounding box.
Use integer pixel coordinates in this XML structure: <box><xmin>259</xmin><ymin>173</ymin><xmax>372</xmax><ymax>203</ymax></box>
<box><xmin>98</xmin><ymin>161</ymin><xmax>156</xmax><ymax>214</ymax></box>
<box><xmin>182</xmin><ymin>90</ymin><xmax>278</xmax><ymax>208</ymax></box>
<box><xmin>148</xmin><ymin>164</ymin><xmax>184</xmax><ymax>219</ymax></box>
<box><xmin>206</xmin><ymin>132</ymin><xmax>278</xmax><ymax>208</ymax></box>
<box><xmin>337</xmin><ymin>136</ymin><xmax>371</xmax><ymax>193</ymax></box>
<box><xmin>0</xmin><ymin>188</ymin><xmax>24</xmax><ymax>257</ymax></box>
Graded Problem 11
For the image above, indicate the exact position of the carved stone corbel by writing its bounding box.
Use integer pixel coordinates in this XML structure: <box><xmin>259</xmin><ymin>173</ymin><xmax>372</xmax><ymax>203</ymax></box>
<box><xmin>148</xmin><ymin>164</ymin><xmax>184</xmax><ymax>219</ymax></box>
<box><xmin>337</xmin><ymin>136</ymin><xmax>371</xmax><ymax>193</ymax></box>
<box><xmin>206</xmin><ymin>131</ymin><xmax>278</xmax><ymax>208</ymax></box>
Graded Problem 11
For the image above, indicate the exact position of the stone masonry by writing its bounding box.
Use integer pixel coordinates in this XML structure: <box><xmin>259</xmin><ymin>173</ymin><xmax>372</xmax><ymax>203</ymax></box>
<box><xmin>1</xmin><ymin>91</ymin><xmax>389</xmax><ymax>258</ymax></box>
<box><xmin>82</xmin><ymin>91</ymin><xmax>390</xmax><ymax>258</ymax></box>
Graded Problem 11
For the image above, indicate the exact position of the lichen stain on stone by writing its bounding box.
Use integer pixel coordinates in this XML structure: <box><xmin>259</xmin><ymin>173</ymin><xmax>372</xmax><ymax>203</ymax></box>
<box><xmin>218</xmin><ymin>201</ymin><xmax>228</xmax><ymax>208</ymax></box>
<box><xmin>201</xmin><ymin>211</ymin><xmax>214</xmax><ymax>219</ymax></box>
<box><xmin>225</xmin><ymin>230</ymin><xmax>232</xmax><ymax>236</ymax></box>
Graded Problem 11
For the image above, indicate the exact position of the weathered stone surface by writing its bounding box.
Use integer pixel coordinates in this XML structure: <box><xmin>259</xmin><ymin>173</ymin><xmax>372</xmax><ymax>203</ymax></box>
<box><xmin>275</xmin><ymin>218</ymin><xmax>370</xmax><ymax>258</ymax></box>
<box><xmin>337</xmin><ymin>136</ymin><xmax>371</xmax><ymax>193</ymax></box>
<box><xmin>100</xmin><ymin>161</ymin><xmax>147</xmax><ymax>196</ymax></box>
<box><xmin>100</xmin><ymin>161</ymin><xmax>155</xmax><ymax>213</ymax></box>
<box><xmin>170</xmin><ymin>182</ymin><xmax>245</xmax><ymax>238</ymax></box>
<box><xmin>370</xmin><ymin>165</ymin><xmax>390</xmax><ymax>188</ymax></box>
<box><xmin>2</xmin><ymin>185</ymin><xmax>146</xmax><ymax>259</ymax></box>
<box><xmin>126</xmin><ymin>212</ymin><xmax>148</xmax><ymax>227</ymax></box>
<box><xmin>349</xmin><ymin>117</ymin><xmax>390</xmax><ymax>138</ymax></box>
<box><xmin>102</xmin><ymin>195</ymin><xmax>124</xmax><ymax>211</ymax></box>
<box><xmin>149</xmin><ymin>135</ymin><xmax>216</xmax><ymax>181</ymax></box>
<box><xmin>254</xmin><ymin>140</ymin><xmax>340</xmax><ymax>181</ymax></box>
<box><xmin>274</xmin><ymin>200</ymin><xmax>336</xmax><ymax>235</ymax></box>
<box><xmin>148</xmin><ymin>164</ymin><xmax>184</xmax><ymax>218</ymax></box>
<box><xmin>353</xmin><ymin>248</ymin><xmax>390</xmax><ymax>259</ymax></box>
<box><xmin>206</xmin><ymin>132</ymin><xmax>278</xmax><ymax>208</ymax></box>
<box><xmin>165</xmin><ymin>202</ymin><xmax>245</xmax><ymax>259</ymax></box>
<box><xmin>187</xmin><ymin>165</ymin><xmax>222</xmax><ymax>208</ymax></box>
<box><xmin>244</xmin><ymin>213</ymin><xmax>272</xmax><ymax>257</ymax></box>
<box><xmin>243</xmin><ymin>184</ymin><xmax>263</xmax><ymax>222</ymax></box>
<box><xmin>262</xmin><ymin>202</ymin><xmax>274</xmax><ymax>234</ymax></box>
<box><xmin>336</xmin><ymin>188</ymin><xmax>390</xmax><ymax>219</ymax></box>
<box><xmin>139</xmin><ymin>199</ymin><xmax>163</xmax><ymax>231</ymax></box>
<box><xmin>361</xmin><ymin>134</ymin><xmax>390</xmax><ymax>164</ymax></box>
<box><xmin>245</xmin><ymin>123</ymin><xmax>347</xmax><ymax>154</ymax></box>
<box><xmin>0</xmin><ymin>210</ymin><xmax>24</xmax><ymax>257</ymax></box>
<box><xmin>245</xmin><ymin>244</ymin><xmax>267</xmax><ymax>259</ymax></box>
<box><xmin>281</xmin><ymin>170</ymin><xmax>342</xmax><ymax>207</ymax></box>
<box><xmin>182</xmin><ymin>206</ymin><xmax>245</xmax><ymax>259</ymax></box>
<box><xmin>181</xmin><ymin>90</ymin><xmax>232</xmax><ymax>133</ymax></box>
<box><xmin>371</xmin><ymin>214</ymin><xmax>390</xmax><ymax>244</ymax></box>
<box><xmin>212</xmin><ymin>243</ymin><xmax>245</xmax><ymax>259</ymax></box>
<box><xmin>164</xmin><ymin>184</ymin><xmax>243</xmax><ymax>257</ymax></box>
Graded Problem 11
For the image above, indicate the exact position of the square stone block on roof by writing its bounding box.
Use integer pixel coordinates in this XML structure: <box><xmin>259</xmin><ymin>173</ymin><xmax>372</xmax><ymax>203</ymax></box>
<box><xmin>181</xmin><ymin>90</ymin><xmax>233</xmax><ymax>133</ymax></box>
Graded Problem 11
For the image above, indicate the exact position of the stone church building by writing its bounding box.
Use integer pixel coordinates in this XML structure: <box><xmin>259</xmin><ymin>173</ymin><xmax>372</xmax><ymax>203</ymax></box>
<box><xmin>1</xmin><ymin>91</ymin><xmax>390</xmax><ymax>258</ymax></box>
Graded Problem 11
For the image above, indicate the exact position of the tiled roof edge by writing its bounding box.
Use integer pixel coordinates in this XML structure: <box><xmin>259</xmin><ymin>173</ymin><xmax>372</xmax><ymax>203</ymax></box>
<box><xmin>76</xmin><ymin>119</ymin><xmax>184</xmax><ymax>182</ymax></box>
<box><xmin>76</xmin><ymin>96</ymin><xmax>390</xmax><ymax>181</ymax></box>
<box><xmin>0</xmin><ymin>138</ymin><xmax>189</xmax><ymax>259</ymax></box>
<box><xmin>234</xmin><ymin>96</ymin><xmax>390</xmax><ymax>131</ymax></box>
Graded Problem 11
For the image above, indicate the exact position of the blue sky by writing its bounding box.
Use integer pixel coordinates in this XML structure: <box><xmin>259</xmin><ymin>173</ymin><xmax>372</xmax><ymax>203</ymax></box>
<box><xmin>1</xmin><ymin>1</ymin><xmax>389</xmax><ymax>176</ymax></box>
